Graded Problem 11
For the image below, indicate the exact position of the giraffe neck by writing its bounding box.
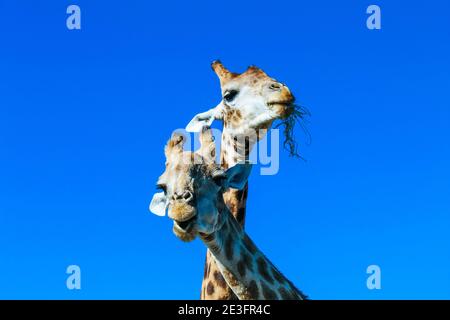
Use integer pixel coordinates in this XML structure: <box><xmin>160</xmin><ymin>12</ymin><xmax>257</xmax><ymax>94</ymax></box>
<box><xmin>200</xmin><ymin>202</ymin><xmax>305</xmax><ymax>300</ymax></box>
<box><xmin>220</xmin><ymin>127</ymin><xmax>256</xmax><ymax>224</ymax></box>
<box><xmin>200</xmin><ymin>127</ymin><xmax>255</xmax><ymax>299</ymax></box>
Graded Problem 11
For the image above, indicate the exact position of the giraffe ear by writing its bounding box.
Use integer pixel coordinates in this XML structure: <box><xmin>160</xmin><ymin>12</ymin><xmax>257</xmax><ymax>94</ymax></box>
<box><xmin>224</xmin><ymin>163</ymin><xmax>252</xmax><ymax>190</ymax></box>
<box><xmin>186</xmin><ymin>103</ymin><xmax>223</xmax><ymax>132</ymax></box>
<box><xmin>149</xmin><ymin>192</ymin><xmax>168</xmax><ymax>216</ymax></box>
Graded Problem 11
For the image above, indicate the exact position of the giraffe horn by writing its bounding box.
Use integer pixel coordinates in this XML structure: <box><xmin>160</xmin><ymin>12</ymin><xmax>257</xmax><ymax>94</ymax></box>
<box><xmin>211</xmin><ymin>60</ymin><xmax>235</xmax><ymax>84</ymax></box>
<box><xmin>198</xmin><ymin>127</ymin><xmax>216</xmax><ymax>163</ymax></box>
<box><xmin>165</xmin><ymin>132</ymin><xmax>185</xmax><ymax>157</ymax></box>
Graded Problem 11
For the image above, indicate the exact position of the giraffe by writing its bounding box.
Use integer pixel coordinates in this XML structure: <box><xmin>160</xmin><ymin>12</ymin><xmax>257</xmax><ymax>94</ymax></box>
<box><xmin>186</xmin><ymin>61</ymin><xmax>304</xmax><ymax>299</ymax></box>
<box><xmin>149</xmin><ymin>129</ymin><xmax>306</xmax><ymax>300</ymax></box>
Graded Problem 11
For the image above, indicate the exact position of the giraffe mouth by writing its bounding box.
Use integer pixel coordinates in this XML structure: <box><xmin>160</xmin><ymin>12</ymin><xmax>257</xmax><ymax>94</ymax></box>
<box><xmin>267</xmin><ymin>99</ymin><xmax>296</xmax><ymax>119</ymax></box>
<box><xmin>174</xmin><ymin>216</ymin><xmax>196</xmax><ymax>232</ymax></box>
<box><xmin>267</xmin><ymin>100</ymin><xmax>295</xmax><ymax>108</ymax></box>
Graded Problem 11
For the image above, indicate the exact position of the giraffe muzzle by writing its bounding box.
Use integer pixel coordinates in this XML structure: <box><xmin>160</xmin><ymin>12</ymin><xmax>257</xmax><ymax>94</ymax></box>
<box><xmin>168</xmin><ymin>200</ymin><xmax>196</xmax><ymax>221</ymax></box>
<box><xmin>168</xmin><ymin>200</ymin><xmax>198</xmax><ymax>234</ymax></box>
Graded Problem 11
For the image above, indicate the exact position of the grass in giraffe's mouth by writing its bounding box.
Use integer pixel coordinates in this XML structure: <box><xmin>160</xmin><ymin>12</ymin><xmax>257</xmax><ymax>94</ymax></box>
<box><xmin>275</xmin><ymin>103</ymin><xmax>311</xmax><ymax>159</ymax></box>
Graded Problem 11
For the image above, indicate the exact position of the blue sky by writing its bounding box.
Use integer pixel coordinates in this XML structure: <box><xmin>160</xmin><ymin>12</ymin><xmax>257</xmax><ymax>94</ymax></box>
<box><xmin>1</xmin><ymin>0</ymin><xmax>449</xmax><ymax>299</ymax></box>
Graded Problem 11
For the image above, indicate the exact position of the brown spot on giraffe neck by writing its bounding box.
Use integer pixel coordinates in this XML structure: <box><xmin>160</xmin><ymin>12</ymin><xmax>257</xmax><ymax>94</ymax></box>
<box><xmin>220</xmin><ymin>153</ymin><xmax>229</xmax><ymax>169</ymax></box>
<box><xmin>243</xmin><ymin>235</ymin><xmax>257</xmax><ymax>255</ymax></box>
<box><xmin>261</xmin><ymin>282</ymin><xmax>278</xmax><ymax>300</ymax></box>
<box><xmin>257</xmin><ymin>257</ymin><xmax>274</xmax><ymax>284</ymax></box>
<box><xmin>271</xmin><ymin>267</ymin><xmax>287</xmax><ymax>285</ymax></box>
<box><xmin>241</xmin><ymin>251</ymin><xmax>253</xmax><ymax>272</ymax></box>
<box><xmin>224</xmin><ymin>109</ymin><xmax>243</xmax><ymax>127</ymax></box>
<box><xmin>248</xmin><ymin>280</ymin><xmax>259</xmax><ymax>299</ymax></box>
<box><xmin>213</xmin><ymin>270</ymin><xmax>228</xmax><ymax>289</ymax></box>
<box><xmin>224</xmin><ymin>233</ymin><xmax>234</xmax><ymax>261</ymax></box>
<box><xmin>206</xmin><ymin>281</ymin><xmax>215</xmax><ymax>295</ymax></box>
<box><xmin>237</xmin><ymin>259</ymin><xmax>246</xmax><ymax>278</ymax></box>
<box><xmin>236</xmin><ymin>245</ymin><xmax>253</xmax><ymax>279</ymax></box>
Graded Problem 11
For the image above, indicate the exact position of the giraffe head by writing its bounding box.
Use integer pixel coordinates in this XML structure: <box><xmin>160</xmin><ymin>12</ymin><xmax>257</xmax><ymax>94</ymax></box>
<box><xmin>187</xmin><ymin>61</ymin><xmax>308</xmax><ymax>157</ymax></box>
<box><xmin>149</xmin><ymin>128</ymin><xmax>252</xmax><ymax>242</ymax></box>
<box><xmin>187</xmin><ymin>61</ymin><xmax>297</xmax><ymax>132</ymax></box>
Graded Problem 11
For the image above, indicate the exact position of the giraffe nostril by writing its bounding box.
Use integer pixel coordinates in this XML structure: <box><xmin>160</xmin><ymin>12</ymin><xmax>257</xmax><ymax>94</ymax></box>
<box><xmin>173</xmin><ymin>191</ymin><xmax>192</xmax><ymax>201</ymax></box>
<box><xmin>269</xmin><ymin>83</ymin><xmax>282</xmax><ymax>91</ymax></box>
<box><xmin>183</xmin><ymin>191</ymin><xmax>192</xmax><ymax>200</ymax></box>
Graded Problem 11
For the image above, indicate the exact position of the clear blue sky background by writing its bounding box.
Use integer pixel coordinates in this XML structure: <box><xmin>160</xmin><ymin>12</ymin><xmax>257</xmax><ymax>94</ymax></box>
<box><xmin>1</xmin><ymin>0</ymin><xmax>449</xmax><ymax>299</ymax></box>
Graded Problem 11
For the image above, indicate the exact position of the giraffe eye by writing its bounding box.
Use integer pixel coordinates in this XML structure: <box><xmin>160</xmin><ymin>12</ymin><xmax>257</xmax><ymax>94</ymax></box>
<box><xmin>212</xmin><ymin>172</ymin><xmax>226</xmax><ymax>186</ymax></box>
<box><xmin>156</xmin><ymin>184</ymin><xmax>167</xmax><ymax>193</ymax></box>
<box><xmin>213</xmin><ymin>176</ymin><xmax>225</xmax><ymax>186</ymax></box>
<box><xmin>224</xmin><ymin>90</ymin><xmax>238</xmax><ymax>103</ymax></box>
